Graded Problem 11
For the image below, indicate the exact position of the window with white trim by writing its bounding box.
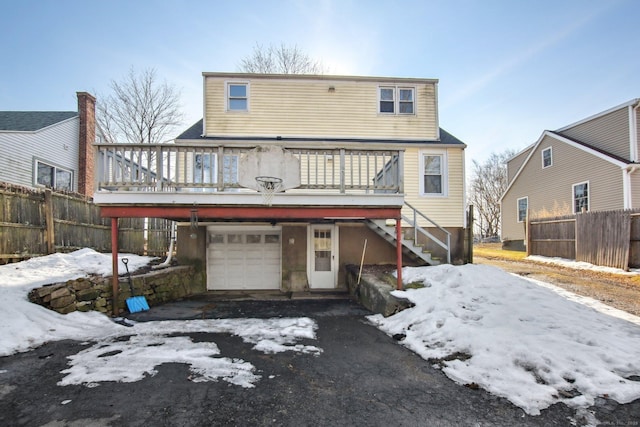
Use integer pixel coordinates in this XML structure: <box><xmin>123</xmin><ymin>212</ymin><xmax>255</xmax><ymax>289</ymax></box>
<box><xmin>35</xmin><ymin>160</ymin><xmax>73</xmax><ymax>191</ymax></box>
<box><xmin>379</xmin><ymin>86</ymin><xmax>414</xmax><ymax>114</ymax></box>
<box><xmin>227</xmin><ymin>83</ymin><xmax>248</xmax><ymax>111</ymax></box>
<box><xmin>517</xmin><ymin>197</ymin><xmax>528</xmax><ymax>222</ymax></box>
<box><xmin>573</xmin><ymin>181</ymin><xmax>589</xmax><ymax>213</ymax></box>
<box><xmin>420</xmin><ymin>151</ymin><xmax>447</xmax><ymax>196</ymax></box>
<box><xmin>542</xmin><ymin>147</ymin><xmax>552</xmax><ymax>168</ymax></box>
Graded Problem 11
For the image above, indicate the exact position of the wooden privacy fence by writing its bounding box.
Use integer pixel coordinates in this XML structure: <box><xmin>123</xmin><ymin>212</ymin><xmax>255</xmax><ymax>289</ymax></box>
<box><xmin>0</xmin><ymin>184</ymin><xmax>172</xmax><ymax>263</ymax></box>
<box><xmin>527</xmin><ymin>208</ymin><xmax>640</xmax><ymax>270</ymax></box>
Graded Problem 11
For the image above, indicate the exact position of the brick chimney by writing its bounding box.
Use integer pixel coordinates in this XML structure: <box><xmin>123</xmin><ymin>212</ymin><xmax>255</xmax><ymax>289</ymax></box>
<box><xmin>77</xmin><ymin>92</ymin><xmax>96</xmax><ymax>197</ymax></box>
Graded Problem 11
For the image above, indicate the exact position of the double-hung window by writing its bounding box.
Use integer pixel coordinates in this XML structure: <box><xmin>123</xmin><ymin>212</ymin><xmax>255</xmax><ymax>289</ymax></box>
<box><xmin>227</xmin><ymin>83</ymin><xmax>248</xmax><ymax>111</ymax></box>
<box><xmin>35</xmin><ymin>160</ymin><xmax>73</xmax><ymax>191</ymax></box>
<box><xmin>542</xmin><ymin>147</ymin><xmax>552</xmax><ymax>168</ymax></box>
<box><xmin>573</xmin><ymin>181</ymin><xmax>589</xmax><ymax>213</ymax></box>
<box><xmin>517</xmin><ymin>197</ymin><xmax>528</xmax><ymax>222</ymax></box>
<box><xmin>420</xmin><ymin>152</ymin><xmax>446</xmax><ymax>196</ymax></box>
<box><xmin>379</xmin><ymin>86</ymin><xmax>414</xmax><ymax>115</ymax></box>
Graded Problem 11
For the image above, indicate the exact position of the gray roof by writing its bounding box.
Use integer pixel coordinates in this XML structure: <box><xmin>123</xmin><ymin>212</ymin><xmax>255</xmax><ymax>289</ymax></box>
<box><xmin>176</xmin><ymin>119</ymin><xmax>466</xmax><ymax>146</ymax></box>
<box><xmin>0</xmin><ymin>111</ymin><xmax>78</xmax><ymax>131</ymax></box>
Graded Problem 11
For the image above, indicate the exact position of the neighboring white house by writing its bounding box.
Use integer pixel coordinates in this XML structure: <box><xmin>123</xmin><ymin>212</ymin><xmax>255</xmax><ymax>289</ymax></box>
<box><xmin>0</xmin><ymin>92</ymin><xmax>96</xmax><ymax>197</ymax></box>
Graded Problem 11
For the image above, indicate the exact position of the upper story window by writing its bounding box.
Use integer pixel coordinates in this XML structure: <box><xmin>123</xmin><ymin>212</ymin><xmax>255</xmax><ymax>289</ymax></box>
<box><xmin>542</xmin><ymin>147</ymin><xmax>552</xmax><ymax>168</ymax></box>
<box><xmin>35</xmin><ymin>160</ymin><xmax>73</xmax><ymax>192</ymax></box>
<box><xmin>517</xmin><ymin>197</ymin><xmax>528</xmax><ymax>222</ymax></box>
<box><xmin>227</xmin><ymin>83</ymin><xmax>248</xmax><ymax>111</ymax></box>
<box><xmin>420</xmin><ymin>151</ymin><xmax>446</xmax><ymax>196</ymax></box>
<box><xmin>573</xmin><ymin>181</ymin><xmax>589</xmax><ymax>213</ymax></box>
<box><xmin>379</xmin><ymin>86</ymin><xmax>414</xmax><ymax>115</ymax></box>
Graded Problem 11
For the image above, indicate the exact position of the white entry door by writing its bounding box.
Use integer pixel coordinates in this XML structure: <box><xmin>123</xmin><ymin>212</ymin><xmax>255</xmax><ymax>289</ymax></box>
<box><xmin>308</xmin><ymin>224</ymin><xmax>338</xmax><ymax>289</ymax></box>
<box><xmin>206</xmin><ymin>226</ymin><xmax>281</xmax><ymax>290</ymax></box>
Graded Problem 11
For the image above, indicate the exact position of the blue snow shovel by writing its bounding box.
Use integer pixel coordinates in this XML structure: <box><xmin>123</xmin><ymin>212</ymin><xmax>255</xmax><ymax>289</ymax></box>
<box><xmin>122</xmin><ymin>258</ymin><xmax>149</xmax><ymax>313</ymax></box>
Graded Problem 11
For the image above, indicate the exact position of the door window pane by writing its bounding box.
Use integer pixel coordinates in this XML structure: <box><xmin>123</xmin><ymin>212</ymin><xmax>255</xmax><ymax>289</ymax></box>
<box><xmin>314</xmin><ymin>229</ymin><xmax>332</xmax><ymax>271</ymax></box>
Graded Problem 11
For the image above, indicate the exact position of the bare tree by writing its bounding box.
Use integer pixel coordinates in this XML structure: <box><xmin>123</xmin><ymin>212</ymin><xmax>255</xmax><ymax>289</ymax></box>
<box><xmin>239</xmin><ymin>43</ymin><xmax>326</xmax><ymax>74</ymax></box>
<box><xmin>97</xmin><ymin>67</ymin><xmax>183</xmax><ymax>144</ymax></box>
<box><xmin>468</xmin><ymin>149</ymin><xmax>516</xmax><ymax>238</ymax></box>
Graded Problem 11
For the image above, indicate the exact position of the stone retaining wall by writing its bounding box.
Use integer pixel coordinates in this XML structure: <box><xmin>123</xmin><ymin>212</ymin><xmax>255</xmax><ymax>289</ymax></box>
<box><xmin>28</xmin><ymin>266</ymin><xmax>205</xmax><ymax>315</ymax></box>
<box><xmin>345</xmin><ymin>264</ymin><xmax>411</xmax><ymax>317</ymax></box>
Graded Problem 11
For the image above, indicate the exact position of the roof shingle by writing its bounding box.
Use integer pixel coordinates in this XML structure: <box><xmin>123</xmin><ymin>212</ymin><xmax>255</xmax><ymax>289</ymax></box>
<box><xmin>0</xmin><ymin>111</ymin><xmax>78</xmax><ymax>131</ymax></box>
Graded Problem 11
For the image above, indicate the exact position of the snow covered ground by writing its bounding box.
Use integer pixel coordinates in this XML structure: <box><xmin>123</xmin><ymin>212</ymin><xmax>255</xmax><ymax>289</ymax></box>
<box><xmin>1</xmin><ymin>249</ymin><xmax>640</xmax><ymax>418</ymax></box>
<box><xmin>369</xmin><ymin>264</ymin><xmax>640</xmax><ymax>416</ymax></box>
<box><xmin>0</xmin><ymin>249</ymin><xmax>321</xmax><ymax>388</ymax></box>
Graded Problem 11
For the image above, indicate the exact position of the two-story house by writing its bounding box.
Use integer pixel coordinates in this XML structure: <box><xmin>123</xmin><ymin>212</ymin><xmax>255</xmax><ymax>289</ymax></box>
<box><xmin>501</xmin><ymin>98</ymin><xmax>640</xmax><ymax>250</ymax></box>
<box><xmin>94</xmin><ymin>73</ymin><xmax>467</xmax><ymax>293</ymax></box>
<box><xmin>0</xmin><ymin>92</ymin><xmax>96</xmax><ymax>197</ymax></box>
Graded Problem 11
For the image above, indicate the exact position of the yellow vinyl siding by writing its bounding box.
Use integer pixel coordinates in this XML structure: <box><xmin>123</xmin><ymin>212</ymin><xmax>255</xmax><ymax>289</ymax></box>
<box><xmin>402</xmin><ymin>147</ymin><xmax>465</xmax><ymax>228</ymax></box>
<box><xmin>204</xmin><ymin>76</ymin><xmax>438</xmax><ymax>139</ymax></box>
<box><xmin>501</xmin><ymin>134</ymin><xmax>625</xmax><ymax>241</ymax></box>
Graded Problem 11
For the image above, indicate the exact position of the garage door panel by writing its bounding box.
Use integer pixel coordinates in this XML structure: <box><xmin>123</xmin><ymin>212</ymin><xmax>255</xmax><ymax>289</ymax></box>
<box><xmin>206</xmin><ymin>227</ymin><xmax>282</xmax><ymax>290</ymax></box>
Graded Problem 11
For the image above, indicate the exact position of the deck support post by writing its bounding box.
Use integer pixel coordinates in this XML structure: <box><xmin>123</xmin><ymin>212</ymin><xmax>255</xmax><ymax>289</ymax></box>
<box><xmin>111</xmin><ymin>218</ymin><xmax>119</xmax><ymax>317</ymax></box>
<box><xmin>396</xmin><ymin>218</ymin><xmax>403</xmax><ymax>290</ymax></box>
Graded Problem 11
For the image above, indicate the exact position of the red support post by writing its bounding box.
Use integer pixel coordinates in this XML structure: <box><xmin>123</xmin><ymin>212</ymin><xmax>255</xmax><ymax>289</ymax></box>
<box><xmin>111</xmin><ymin>218</ymin><xmax>119</xmax><ymax>317</ymax></box>
<box><xmin>396</xmin><ymin>219</ymin><xmax>403</xmax><ymax>291</ymax></box>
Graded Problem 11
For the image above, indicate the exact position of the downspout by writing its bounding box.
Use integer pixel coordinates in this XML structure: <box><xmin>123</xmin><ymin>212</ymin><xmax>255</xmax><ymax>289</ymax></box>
<box><xmin>624</xmin><ymin>164</ymin><xmax>640</xmax><ymax>208</ymax></box>
<box><xmin>630</xmin><ymin>102</ymin><xmax>640</xmax><ymax>162</ymax></box>
<box><xmin>152</xmin><ymin>221</ymin><xmax>176</xmax><ymax>270</ymax></box>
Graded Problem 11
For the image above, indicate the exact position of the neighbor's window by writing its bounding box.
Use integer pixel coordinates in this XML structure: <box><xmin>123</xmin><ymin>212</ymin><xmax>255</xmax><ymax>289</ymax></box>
<box><xmin>227</xmin><ymin>83</ymin><xmax>248</xmax><ymax>111</ymax></box>
<box><xmin>379</xmin><ymin>86</ymin><xmax>414</xmax><ymax>115</ymax></box>
<box><xmin>517</xmin><ymin>197</ymin><xmax>528</xmax><ymax>222</ymax></box>
<box><xmin>573</xmin><ymin>182</ymin><xmax>589</xmax><ymax>213</ymax></box>
<box><xmin>542</xmin><ymin>147</ymin><xmax>552</xmax><ymax>168</ymax></box>
<box><xmin>421</xmin><ymin>153</ymin><xmax>446</xmax><ymax>196</ymax></box>
<box><xmin>36</xmin><ymin>160</ymin><xmax>73</xmax><ymax>191</ymax></box>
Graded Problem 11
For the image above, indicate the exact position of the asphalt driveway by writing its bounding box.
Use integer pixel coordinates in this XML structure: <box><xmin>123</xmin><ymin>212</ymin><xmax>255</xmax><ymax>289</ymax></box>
<box><xmin>1</xmin><ymin>298</ymin><xmax>638</xmax><ymax>426</ymax></box>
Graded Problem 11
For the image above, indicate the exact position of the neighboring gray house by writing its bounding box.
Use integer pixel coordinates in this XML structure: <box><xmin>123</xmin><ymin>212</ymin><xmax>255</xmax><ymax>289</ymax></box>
<box><xmin>0</xmin><ymin>92</ymin><xmax>96</xmax><ymax>197</ymax></box>
<box><xmin>501</xmin><ymin>98</ymin><xmax>640</xmax><ymax>250</ymax></box>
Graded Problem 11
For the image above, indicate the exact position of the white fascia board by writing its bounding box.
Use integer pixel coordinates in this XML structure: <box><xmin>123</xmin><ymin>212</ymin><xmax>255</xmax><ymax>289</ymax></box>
<box><xmin>93</xmin><ymin>191</ymin><xmax>405</xmax><ymax>207</ymax></box>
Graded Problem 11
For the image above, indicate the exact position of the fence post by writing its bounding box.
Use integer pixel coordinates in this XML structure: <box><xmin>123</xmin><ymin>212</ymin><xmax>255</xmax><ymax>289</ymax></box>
<box><xmin>466</xmin><ymin>205</ymin><xmax>474</xmax><ymax>264</ymax></box>
<box><xmin>525</xmin><ymin>209</ymin><xmax>532</xmax><ymax>256</ymax></box>
<box><xmin>44</xmin><ymin>189</ymin><xmax>55</xmax><ymax>254</ymax></box>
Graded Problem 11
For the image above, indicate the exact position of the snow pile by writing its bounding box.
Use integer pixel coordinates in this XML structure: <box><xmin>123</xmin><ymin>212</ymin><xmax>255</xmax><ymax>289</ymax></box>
<box><xmin>527</xmin><ymin>255</ymin><xmax>639</xmax><ymax>276</ymax></box>
<box><xmin>0</xmin><ymin>250</ymin><xmax>322</xmax><ymax>388</ymax></box>
<box><xmin>59</xmin><ymin>317</ymin><xmax>321</xmax><ymax>388</ymax></box>
<box><xmin>368</xmin><ymin>264</ymin><xmax>640</xmax><ymax>415</ymax></box>
<box><xmin>0</xmin><ymin>249</ymin><xmax>152</xmax><ymax>356</ymax></box>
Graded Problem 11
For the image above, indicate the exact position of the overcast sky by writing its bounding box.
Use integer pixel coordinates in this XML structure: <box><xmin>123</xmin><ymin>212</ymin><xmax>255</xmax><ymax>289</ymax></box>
<box><xmin>2</xmin><ymin>0</ymin><xmax>639</xmax><ymax>171</ymax></box>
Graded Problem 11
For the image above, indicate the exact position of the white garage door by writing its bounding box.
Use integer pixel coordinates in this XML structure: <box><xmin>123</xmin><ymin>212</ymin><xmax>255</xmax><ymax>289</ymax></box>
<box><xmin>206</xmin><ymin>226</ymin><xmax>281</xmax><ymax>290</ymax></box>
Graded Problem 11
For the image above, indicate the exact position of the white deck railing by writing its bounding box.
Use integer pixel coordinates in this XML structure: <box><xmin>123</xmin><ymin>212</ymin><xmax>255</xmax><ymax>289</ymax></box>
<box><xmin>95</xmin><ymin>143</ymin><xmax>404</xmax><ymax>195</ymax></box>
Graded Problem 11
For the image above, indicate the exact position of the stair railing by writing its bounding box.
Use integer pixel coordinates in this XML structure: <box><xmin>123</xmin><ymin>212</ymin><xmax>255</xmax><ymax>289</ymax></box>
<box><xmin>402</xmin><ymin>201</ymin><xmax>451</xmax><ymax>264</ymax></box>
